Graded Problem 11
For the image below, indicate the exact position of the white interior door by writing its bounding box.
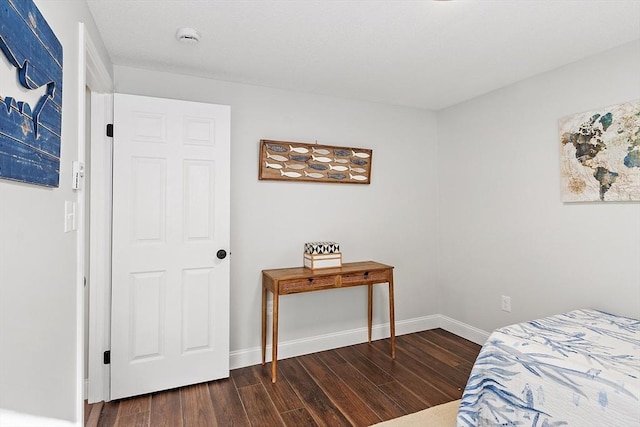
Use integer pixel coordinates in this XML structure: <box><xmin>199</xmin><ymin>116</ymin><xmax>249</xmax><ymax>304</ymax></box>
<box><xmin>111</xmin><ymin>93</ymin><xmax>230</xmax><ymax>400</ymax></box>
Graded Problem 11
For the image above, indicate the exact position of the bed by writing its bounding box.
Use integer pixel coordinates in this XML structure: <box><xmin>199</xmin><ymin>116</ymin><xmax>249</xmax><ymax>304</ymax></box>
<box><xmin>456</xmin><ymin>309</ymin><xmax>640</xmax><ymax>426</ymax></box>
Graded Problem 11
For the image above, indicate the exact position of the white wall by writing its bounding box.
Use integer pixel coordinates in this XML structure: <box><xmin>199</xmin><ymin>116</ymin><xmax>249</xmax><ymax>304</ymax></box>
<box><xmin>437</xmin><ymin>40</ymin><xmax>640</xmax><ymax>333</ymax></box>
<box><xmin>0</xmin><ymin>1</ymin><xmax>111</xmax><ymax>422</ymax></box>
<box><xmin>3</xmin><ymin>6</ymin><xmax>635</xmax><ymax>418</ymax></box>
<box><xmin>113</xmin><ymin>66</ymin><xmax>439</xmax><ymax>358</ymax></box>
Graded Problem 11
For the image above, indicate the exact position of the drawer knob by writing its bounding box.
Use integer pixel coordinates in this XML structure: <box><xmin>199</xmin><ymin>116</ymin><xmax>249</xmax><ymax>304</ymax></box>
<box><xmin>308</xmin><ymin>278</ymin><xmax>314</xmax><ymax>283</ymax></box>
<box><xmin>364</xmin><ymin>271</ymin><xmax>369</xmax><ymax>278</ymax></box>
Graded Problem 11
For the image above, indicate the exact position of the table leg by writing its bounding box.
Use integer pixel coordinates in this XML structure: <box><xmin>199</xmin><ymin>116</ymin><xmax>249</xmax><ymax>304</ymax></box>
<box><xmin>368</xmin><ymin>284</ymin><xmax>373</xmax><ymax>343</ymax></box>
<box><xmin>388</xmin><ymin>273</ymin><xmax>396</xmax><ymax>359</ymax></box>
<box><xmin>261</xmin><ymin>285</ymin><xmax>267</xmax><ymax>365</ymax></box>
<box><xmin>271</xmin><ymin>293</ymin><xmax>279</xmax><ymax>383</ymax></box>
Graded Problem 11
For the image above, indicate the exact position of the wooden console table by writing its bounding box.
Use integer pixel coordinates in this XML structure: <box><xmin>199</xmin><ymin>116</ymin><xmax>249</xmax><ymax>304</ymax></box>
<box><xmin>261</xmin><ymin>261</ymin><xmax>395</xmax><ymax>383</ymax></box>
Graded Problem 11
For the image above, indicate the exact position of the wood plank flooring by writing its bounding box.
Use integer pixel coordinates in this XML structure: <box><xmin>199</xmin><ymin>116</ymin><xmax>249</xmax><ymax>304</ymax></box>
<box><xmin>89</xmin><ymin>329</ymin><xmax>480</xmax><ymax>427</ymax></box>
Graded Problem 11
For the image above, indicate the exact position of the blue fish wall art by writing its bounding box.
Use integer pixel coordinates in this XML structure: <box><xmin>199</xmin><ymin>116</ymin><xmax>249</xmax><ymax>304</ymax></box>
<box><xmin>0</xmin><ymin>0</ymin><xmax>63</xmax><ymax>187</ymax></box>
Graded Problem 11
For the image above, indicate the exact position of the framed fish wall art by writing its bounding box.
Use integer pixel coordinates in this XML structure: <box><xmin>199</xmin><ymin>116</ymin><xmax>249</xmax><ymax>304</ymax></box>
<box><xmin>0</xmin><ymin>0</ymin><xmax>63</xmax><ymax>187</ymax></box>
<box><xmin>258</xmin><ymin>140</ymin><xmax>373</xmax><ymax>184</ymax></box>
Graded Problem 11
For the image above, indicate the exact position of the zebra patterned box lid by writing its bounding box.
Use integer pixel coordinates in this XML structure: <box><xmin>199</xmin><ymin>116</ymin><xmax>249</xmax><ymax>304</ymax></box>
<box><xmin>304</xmin><ymin>241</ymin><xmax>340</xmax><ymax>254</ymax></box>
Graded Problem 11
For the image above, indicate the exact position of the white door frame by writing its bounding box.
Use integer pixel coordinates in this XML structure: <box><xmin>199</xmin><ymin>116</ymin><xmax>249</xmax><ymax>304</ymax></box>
<box><xmin>76</xmin><ymin>23</ymin><xmax>86</xmax><ymax>423</ymax></box>
<box><xmin>82</xmin><ymin>23</ymin><xmax>114</xmax><ymax>404</ymax></box>
<box><xmin>86</xmin><ymin>92</ymin><xmax>113</xmax><ymax>403</ymax></box>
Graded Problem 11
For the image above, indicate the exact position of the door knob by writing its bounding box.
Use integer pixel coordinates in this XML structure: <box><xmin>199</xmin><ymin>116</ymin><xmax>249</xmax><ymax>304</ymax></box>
<box><xmin>216</xmin><ymin>249</ymin><xmax>227</xmax><ymax>260</ymax></box>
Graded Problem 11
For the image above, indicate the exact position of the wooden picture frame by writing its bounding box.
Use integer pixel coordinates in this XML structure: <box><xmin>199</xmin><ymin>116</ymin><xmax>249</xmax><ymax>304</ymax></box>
<box><xmin>258</xmin><ymin>140</ymin><xmax>372</xmax><ymax>184</ymax></box>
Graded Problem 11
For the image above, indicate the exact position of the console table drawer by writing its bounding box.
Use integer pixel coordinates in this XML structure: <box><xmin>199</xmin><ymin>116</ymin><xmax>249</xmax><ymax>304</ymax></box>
<box><xmin>342</xmin><ymin>269</ymin><xmax>388</xmax><ymax>285</ymax></box>
<box><xmin>280</xmin><ymin>275</ymin><xmax>337</xmax><ymax>293</ymax></box>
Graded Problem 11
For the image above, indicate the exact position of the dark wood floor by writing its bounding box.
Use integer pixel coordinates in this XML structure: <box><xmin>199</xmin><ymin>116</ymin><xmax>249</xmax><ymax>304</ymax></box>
<box><xmin>88</xmin><ymin>329</ymin><xmax>480</xmax><ymax>427</ymax></box>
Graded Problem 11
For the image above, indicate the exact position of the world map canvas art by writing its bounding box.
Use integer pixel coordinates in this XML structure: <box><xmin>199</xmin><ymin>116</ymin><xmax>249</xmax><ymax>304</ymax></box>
<box><xmin>559</xmin><ymin>100</ymin><xmax>639</xmax><ymax>202</ymax></box>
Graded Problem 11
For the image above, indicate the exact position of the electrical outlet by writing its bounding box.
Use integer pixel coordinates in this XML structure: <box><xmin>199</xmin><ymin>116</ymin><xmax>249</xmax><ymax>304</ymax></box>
<box><xmin>267</xmin><ymin>300</ymin><xmax>273</xmax><ymax>315</ymax></box>
<box><xmin>501</xmin><ymin>295</ymin><xmax>512</xmax><ymax>312</ymax></box>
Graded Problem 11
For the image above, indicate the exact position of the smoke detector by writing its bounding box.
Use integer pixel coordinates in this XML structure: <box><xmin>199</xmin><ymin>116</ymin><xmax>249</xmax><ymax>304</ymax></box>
<box><xmin>176</xmin><ymin>27</ymin><xmax>201</xmax><ymax>44</ymax></box>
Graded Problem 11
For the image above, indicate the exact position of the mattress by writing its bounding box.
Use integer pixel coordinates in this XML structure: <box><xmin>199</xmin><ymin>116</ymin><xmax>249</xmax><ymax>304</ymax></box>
<box><xmin>457</xmin><ymin>309</ymin><xmax>640</xmax><ymax>426</ymax></box>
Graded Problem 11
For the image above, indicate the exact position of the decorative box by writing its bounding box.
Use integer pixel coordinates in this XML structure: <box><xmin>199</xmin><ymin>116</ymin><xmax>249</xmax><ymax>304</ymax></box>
<box><xmin>304</xmin><ymin>241</ymin><xmax>340</xmax><ymax>254</ymax></box>
<box><xmin>303</xmin><ymin>241</ymin><xmax>342</xmax><ymax>269</ymax></box>
<box><xmin>303</xmin><ymin>252</ymin><xmax>342</xmax><ymax>269</ymax></box>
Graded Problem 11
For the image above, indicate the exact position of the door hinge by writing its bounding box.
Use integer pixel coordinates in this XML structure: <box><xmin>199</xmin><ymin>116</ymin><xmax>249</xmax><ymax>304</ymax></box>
<box><xmin>106</xmin><ymin>123</ymin><xmax>114</xmax><ymax>137</ymax></box>
<box><xmin>103</xmin><ymin>350</ymin><xmax>111</xmax><ymax>364</ymax></box>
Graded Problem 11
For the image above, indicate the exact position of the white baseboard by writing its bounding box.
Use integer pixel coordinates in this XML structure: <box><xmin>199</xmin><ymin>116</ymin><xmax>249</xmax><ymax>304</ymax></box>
<box><xmin>0</xmin><ymin>409</ymin><xmax>77</xmax><ymax>427</ymax></box>
<box><xmin>84</xmin><ymin>313</ymin><xmax>488</xmax><ymax>397</ymax></box>
<box><xmin>86</xmin><ymin>314</ymin><xmax>487</xmax><ymax>392</ymax></box>
<box><xmin>230</xmin><ymin>314</ymin><xmax>440</xmax><ymax>370</ymax></box>
<box><xmin>438</xmin><ymin>315</ymin><xmax>490</xmax><ymax>346</ymax></box>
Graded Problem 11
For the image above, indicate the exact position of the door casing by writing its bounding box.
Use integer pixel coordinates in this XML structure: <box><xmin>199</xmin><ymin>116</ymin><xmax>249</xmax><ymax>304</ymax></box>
<box><xmin>85</xmin><ymin>22</ymin><xmax>114</xmax><ymax>404</ymax></box>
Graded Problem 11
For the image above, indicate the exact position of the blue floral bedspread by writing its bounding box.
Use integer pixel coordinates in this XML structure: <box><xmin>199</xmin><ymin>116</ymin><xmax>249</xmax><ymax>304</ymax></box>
<box><xmin>456</xmin><ymin>309</ymin><xmax>640</xmax><ymax>426</ymax></box>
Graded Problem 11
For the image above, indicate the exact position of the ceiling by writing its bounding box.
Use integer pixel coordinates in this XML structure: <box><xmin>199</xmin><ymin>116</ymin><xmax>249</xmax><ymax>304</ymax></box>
<box><xmin>86</xmin><ymin>0</ymin><xmax>640</xmax><ymax>110</ymax></box>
